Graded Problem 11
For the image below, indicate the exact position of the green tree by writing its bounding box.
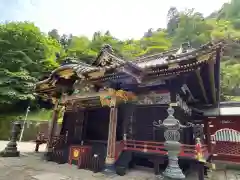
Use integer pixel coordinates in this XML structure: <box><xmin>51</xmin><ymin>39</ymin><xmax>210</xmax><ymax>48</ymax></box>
<box><xmin>173</xmin><ymin>10</ymin><xmax>212</xmax><ymax>47</ymax></box>
<box><xmin>0</xmin><ymin>22</ymin><xmax>62</xmax><ymax>112</ymax></box>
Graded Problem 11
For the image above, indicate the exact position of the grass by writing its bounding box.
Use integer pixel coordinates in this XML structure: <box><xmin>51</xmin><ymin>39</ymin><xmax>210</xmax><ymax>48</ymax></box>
<box><xmin>225</xmin><ymin>96</ymin><xmax>240</xmax><ymax>101</ymax></box>
<box><xmin>1</xmin><ymin>108</ymin><xmax>64</xmax><ymax>124</ymax></box>
<box><xmin>230</xmin><ymin>96</ymin><xmax>240</xmax><ymax>101</ymax></box>
<box><xmin>2</xmin><ymin>96</ymin><xmax>240</xmax><ymax>122</ymax></box>
<box><xmin>27</xmin><ymin>109</ymin><xmax>53</xmax><ymax>121</ymax></box>
<box><xmin>0</xmin><ymin>109</ymin><xmax>53</xmax><ymax>122</ymax></box>
<box><xmin>26</xmin><ymin>109</ymin><xmax>63</xmax><ymax>123</ymax></box>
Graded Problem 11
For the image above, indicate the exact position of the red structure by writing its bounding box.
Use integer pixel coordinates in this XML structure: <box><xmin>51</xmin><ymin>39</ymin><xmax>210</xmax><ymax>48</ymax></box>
<box><xmin>204</xmin><ymin>102</ymin><xmax>240</xmax><ymax>163</ymax></box>
<box><xmin>68</xmin><ymin>145</ymin><xmax>92</xmax><ymax>168</ymax></box>
<box><xmin>34</xmin><ymin>41</ymin><xmax>225</xmax><ymax>179</ymax></box>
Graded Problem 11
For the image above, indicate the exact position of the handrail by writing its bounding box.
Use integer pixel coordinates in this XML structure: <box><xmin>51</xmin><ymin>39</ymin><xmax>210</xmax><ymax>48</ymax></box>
<box><xmin>51</xmin><ymin>135</ymin><xmax>67</xmax><ymax>147</ymax></box>
<box><xmin>121</xmin><ymin>140</ymin><xmax>209</xmax><ymax>159</ymax></box>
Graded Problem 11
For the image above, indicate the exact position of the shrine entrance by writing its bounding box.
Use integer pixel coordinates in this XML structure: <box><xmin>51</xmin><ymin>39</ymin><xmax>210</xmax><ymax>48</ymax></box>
<box><xmin>85</xmin><ymin>107</ymin><xmax>110</xmax><ymax>141</ymax></box>
<box><xmin>134</xmin><ymin>105</ymin><xmax>168</xmax><ymax>141</ymax></box>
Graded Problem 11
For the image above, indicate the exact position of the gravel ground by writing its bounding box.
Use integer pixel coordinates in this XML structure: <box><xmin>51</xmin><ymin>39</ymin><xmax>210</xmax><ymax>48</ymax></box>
<box><xmin>0</xmin><ymin>141</ymin><xmax>239</xmax><ymax>180</ymax></box>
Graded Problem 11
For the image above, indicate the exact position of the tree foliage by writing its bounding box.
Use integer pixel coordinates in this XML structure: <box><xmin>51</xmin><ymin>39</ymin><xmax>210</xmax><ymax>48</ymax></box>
<box><xmin>0</xmin><ymin>22</ymin><xmax>61</xmax><ymax>112</ymax></box>
<box><xmin>1</xmin><ymin>0</ymin><xmax>240</xmax><ymax>113</ymax></box>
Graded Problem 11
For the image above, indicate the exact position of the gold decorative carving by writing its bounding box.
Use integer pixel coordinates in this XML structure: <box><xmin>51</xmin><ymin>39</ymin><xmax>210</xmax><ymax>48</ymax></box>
<box><xmin>73</xmin><ymin>80</ymin><xmax>96</xmax><ymax>93</ymax></box>
<box><xmin>88</xmin><ymin>69</ymin><xmax>106</xmax><ymax>79</ymax></box>
<box><xmin>100</xmin><ymin>88</ymin><xmax>137</xmax><ymax>107</ymax></box>
<box><xmin>170</xmin><ymin>102</ymin><xmax>178</xmax><ymax>107</ymax></box>
<box><xmin>58</xmin><ymin>69</ymin><xmax>74</xmax><ymax>79</ymax></box>
<box><xmin>73</xmin><ymin>149</ymin><xmax>80</xmax><ymax>158</ymax></box>
<box><xmin>197</xmin><ymin>53</ymin><xmax>212</xmax><ymax>62</ymax></box>
<box><xmin>168</xmin><ymin>63</ymin><xmax>180</xmax><ymax>69</ymax></box>
<box><xmin>65</xmin><ymin>101</ymin><xmax>74</xmax><ymax>111</ymax></box>
<box><xmin>40</xmin><ymin>84</ymin><xmax>50</xmax><ymax>89</ymax></box>
<box><xmin>52</xmin><ymin>97</ymin><xmax>57</xmax><ymax>105</ymax></box>
<box><xmin>137</xmin><ymin>91</ymin><xmax>171</xmax><ymax>105</ymax></box>
<box><xmin>105</xmin><ymin>157</ymin><xmax>115</xmax><ymax>164</ymax></box>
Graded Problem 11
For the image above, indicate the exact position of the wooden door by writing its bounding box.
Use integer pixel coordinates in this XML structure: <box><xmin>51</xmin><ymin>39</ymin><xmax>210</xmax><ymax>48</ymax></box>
<box><xmin>134</xmin><ymin>105</ymin><xmax>168</xmax><ymax>141</ymax></box>
<box><xmin>73</xmin><ymin>110</ymin><xmax>85</xmax><ymax>143</ymax></box>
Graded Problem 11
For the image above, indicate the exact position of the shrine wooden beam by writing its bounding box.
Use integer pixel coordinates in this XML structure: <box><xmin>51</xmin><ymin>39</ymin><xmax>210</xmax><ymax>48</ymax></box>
<box><xmin>195</xmin><ymin>69</ymin><xmax>209</xmax><ymax>104</ymax></box>
<box><xmin>208</xmin><ymin>59</ymin><xmax>216</xmax><ymax>104</ymax></box>
<box><xmin>46</xmin><ymin>98</ymin><xmax>60</xmax><ymax>153</ymax></box>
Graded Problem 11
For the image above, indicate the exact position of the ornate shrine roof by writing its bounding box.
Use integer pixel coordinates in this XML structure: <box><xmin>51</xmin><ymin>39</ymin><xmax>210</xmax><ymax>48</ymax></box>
<box><xmin>35</xmin><ymin>41</ymin><xmax>224</xmax><ymax>106</ymax></box>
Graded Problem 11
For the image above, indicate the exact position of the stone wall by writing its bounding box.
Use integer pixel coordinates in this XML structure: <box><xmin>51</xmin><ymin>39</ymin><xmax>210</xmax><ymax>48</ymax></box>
<box><xmin>0</xmin><ymin>119</ymin><xmax>61</xmax><ymax>141</ymax></box>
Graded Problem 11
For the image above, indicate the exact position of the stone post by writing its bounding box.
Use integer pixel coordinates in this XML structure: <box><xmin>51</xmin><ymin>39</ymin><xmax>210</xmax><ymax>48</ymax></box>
<box><xmin>0</xmin><ymin>121</ymin><xmax>22</xmax><ymax>157</ymax></box>
<box><xmin>153</xmin><ymin>106</ymin><xmax>185</xmax><ymax>179</ymax></box>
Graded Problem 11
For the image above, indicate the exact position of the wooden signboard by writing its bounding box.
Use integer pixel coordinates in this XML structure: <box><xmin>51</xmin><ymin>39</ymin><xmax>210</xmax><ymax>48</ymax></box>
<box><xmin>68</xmin><ymin>145</ymin><xmax>92</xmax><ymax>167</ymax></box>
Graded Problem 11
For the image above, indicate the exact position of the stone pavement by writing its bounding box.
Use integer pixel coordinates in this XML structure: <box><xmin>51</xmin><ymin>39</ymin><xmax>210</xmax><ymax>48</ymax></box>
<box><xmin>0</xmin><ymin>141</ymin><xmax>239</xmax><ymax>180</ymax></box>
<box><xmin>0</xmin><ymin>141</ymin><xmax>46</xmax><ymax>153</ymax></box>
<box><xmin>0</xmin><ymin>154</ymin><xmax>161</xmax><ymax>180</ymax></box>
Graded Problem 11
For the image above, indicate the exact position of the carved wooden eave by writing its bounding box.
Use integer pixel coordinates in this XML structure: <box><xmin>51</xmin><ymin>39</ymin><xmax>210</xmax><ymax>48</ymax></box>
<box><xmin>92</xmin><ymin>44</ymin><xmax>125</xmax><ymax>68</ymax></box>
<box><xmin>180</xmin><ymin>84</ymin><xmax>198</xmax><ymax>103</ymax></box>
<box><xmin>50</xmin><ymin>64</ymin><xmax>78</xmax><ymax>79</ymax></box>
<box><xmin>61</xmin><ymin>88</ymin><xmax>137</xmax><ymax>110</ymax></box>
<box><xmin>91</xmin><ymin>41</ymin><xmax>224</xmax><ymax>83</ymax></box>
<box><xmin>34</xmin><ymin>41</ymin><xmax>224</xmax><ymax>107</ymax></box>
<box><xmin>137</xmin><ymin>91</ymin><xmax>171</xmax><ymax>105</ymax></box>
<box><xmin>176</xmin><ymin>94</ymin><xmax>192</xmax><ymax>116</ymax></box>
<box><xmin>92</xmin><ymin>44</ymin><xmax>114</xmax><ymax>67</ymax></box>
<box><xmin>209</xmin><ymin>59</ymin><xmax>216</xmax><ymax>104</ymax></box>
<box><xmin>35</xmin><ymin>49</ymin><xmax>129</xmax><ymax>94</ymax></box>
<box><xmin>61</xmin><ymin>92</ymin><xmax>100</xmax><ymax>104</ymax></box>
<box><xmin>195</xmin><ymin>68</ymin><xmax>209</xmax><ymax>104</ymax></box>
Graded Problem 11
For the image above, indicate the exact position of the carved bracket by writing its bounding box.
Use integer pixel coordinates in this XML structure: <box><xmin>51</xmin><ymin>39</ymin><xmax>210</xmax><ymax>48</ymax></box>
<box><xmin>99</xmin><ymin>88</ymin><xmax>137</xmax><ymax>107</ymax></box>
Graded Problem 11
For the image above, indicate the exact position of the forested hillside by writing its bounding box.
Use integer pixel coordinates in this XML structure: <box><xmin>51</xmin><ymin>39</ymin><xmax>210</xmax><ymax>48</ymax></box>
<box><xmin>1</xmin><ymin>0</ymin><xmax>240</xmax><ymax>116</ymax></box>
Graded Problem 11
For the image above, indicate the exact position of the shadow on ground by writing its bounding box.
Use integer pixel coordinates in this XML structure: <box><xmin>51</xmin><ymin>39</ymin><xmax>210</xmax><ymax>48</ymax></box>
<box><xmin>0</xmin><ymin>141</ymin><xmax>239</xmax><ymax>180</ymax></box>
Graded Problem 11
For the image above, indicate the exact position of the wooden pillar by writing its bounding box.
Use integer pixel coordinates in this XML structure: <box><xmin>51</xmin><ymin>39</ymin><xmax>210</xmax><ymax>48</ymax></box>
<box><xmin>197</xmin><ymin>162</ymin><xmax>205</xmax><ymax>180</ymax></box>
<box><xmin>105</xmin><ymin>107</ymin><xmax>118</xmax><ymax>166</ymax></box>
<box><xmin>204</xmin><ymin>118</ymin><xmax>212</xmax><ymax>153</ymax></box>
<box><xmin>46</xmin><ymin>99</ymin><xmax>60</xmax><ymax>152</ymax></box>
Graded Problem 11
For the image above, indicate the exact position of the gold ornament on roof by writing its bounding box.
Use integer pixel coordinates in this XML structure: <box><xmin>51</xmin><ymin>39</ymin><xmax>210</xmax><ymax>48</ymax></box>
<box><xmin>58</xmin><ymin>69</ymin><xmax>74</xmax><ymax>79</ymax></box>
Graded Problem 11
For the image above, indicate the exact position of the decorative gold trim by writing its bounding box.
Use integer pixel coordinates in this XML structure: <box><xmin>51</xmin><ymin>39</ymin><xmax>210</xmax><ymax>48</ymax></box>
<box><xmin>197</xmin><ymin>53</ymin><xmax>212</xmax><ymax>62</ymax></box>
<box><xmin>73</xmin><ymin>149</ymin><xmax>80</xmax><ymax>158</ymax></box>
<box><xmin>168</xmin><ymin>63</ymin><xmax>180</xmax><ymax>69</ymax></box>
<box><xmin>39</xmin><ymin>84</ymin><xmax>50</xmax><ymax>90</ymax></box>
<box><xmin>170</xmin><ymin>102</ymin><xmax>178</xmax><ymax>107</ymax></box>
<box><xmin>105</xmin><ymin>157</ymin><xmax>115</xmax><ymax>164</ymax></box>
<box><xmin>100</xmin><ymin>88</ymin><xmax>137</xmax><ymax>107</ymax></box>
<box><xmin>88</xmin><ymin>69</ymin><xmax>106</xmax><ymax>79</ymax></box>
<box><xmin>58</xmin><ymin>69</ymin><xmax>75</xmax><ymax>79</ymax></box>
<box><xmin>52</xmin><ymin>97</ymin><xmax>58</xmax><ymax>105</ymax></box>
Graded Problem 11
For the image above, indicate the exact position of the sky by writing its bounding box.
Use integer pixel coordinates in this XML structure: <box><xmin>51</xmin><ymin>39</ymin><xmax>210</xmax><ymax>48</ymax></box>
<box><xmin>0</xmin><ymin>0</ymin><xmax>231</xmax><ymax>40</ymax></box>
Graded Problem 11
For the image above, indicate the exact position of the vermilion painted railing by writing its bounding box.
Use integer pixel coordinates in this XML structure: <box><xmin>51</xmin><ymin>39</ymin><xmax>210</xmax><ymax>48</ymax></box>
<box><xmin>120</xmin><ymin>140</ymin><xmax>208</xmax><ymax>159</ymax></box>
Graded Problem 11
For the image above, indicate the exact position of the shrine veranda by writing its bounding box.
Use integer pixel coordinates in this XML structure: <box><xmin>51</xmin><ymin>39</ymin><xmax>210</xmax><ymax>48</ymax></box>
<box><xmin>34</xmin><ymin>41</ymin><xmax>231</xmax><ymax>179</ymax></box>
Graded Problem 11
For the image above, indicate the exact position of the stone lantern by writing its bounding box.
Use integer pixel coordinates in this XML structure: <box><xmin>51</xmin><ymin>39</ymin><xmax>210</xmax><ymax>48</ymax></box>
<box><xmin>153</xmin><ymin>106</ymin><xmax>185</xmax><ymax>179</ymax></box>
<box><xmin>0</xmin><ymin>121</ymin><xmax>22</xmax><ymax>157</ymax></box>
